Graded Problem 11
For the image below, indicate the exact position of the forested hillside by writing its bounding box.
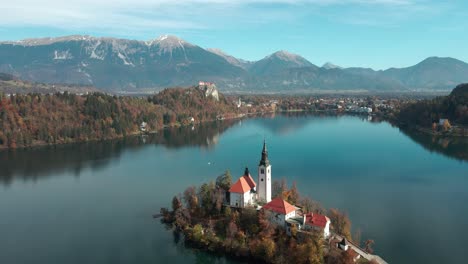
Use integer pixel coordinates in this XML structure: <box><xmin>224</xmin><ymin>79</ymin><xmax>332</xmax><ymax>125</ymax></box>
<box><xmin>149</xmin><ymin>86</ymin><xmax>238</xmax><ymax>122</ymax></box>
<box><xmin>0</xmin><ymin>86</ymin><xmax>240</xmax><ymax>149</ymax></box>
<box><xmin>398</xmin><ymin>83</ymin><xmax>468</xmax><ymax>127</ymax></box>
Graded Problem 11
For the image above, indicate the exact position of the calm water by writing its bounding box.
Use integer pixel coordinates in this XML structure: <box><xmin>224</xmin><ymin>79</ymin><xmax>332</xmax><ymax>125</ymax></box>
<box><xmin>0</xmin><ymin>114</ymin><xmax>467</xmax><ymax>264</ymax></box>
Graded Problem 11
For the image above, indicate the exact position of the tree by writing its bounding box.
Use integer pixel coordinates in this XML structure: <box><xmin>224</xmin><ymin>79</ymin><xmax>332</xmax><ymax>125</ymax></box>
<box><xmin>240</xmin><ymin>207</ymin><xmax>259</xmax><ymax>235</ymax></box>
<box><xmin>288</xmin><ymin>181</ymin><xmax>300</xmax><ymax>204</ymax></box>
<box><xmin>442</xmin><ymin>119</ymin><xmax>452</xmax><ymax>131</ymax></box>
<box><xmin>290</xmin><ymin>224</ymin><xmax>298</xmax><ymax>238</ymax></box>
<box><xmin>213</xmin><ymin>188</ymin><xmax>224</xmax><ymax>214</ymax></box>
<box><xmin>365</xmin><ymin>239</ymin><xmax>375</xmax><ymax>254</ymax></box>
<box><xmin>300</xmin><ymin>197</ymin><xmax>324</xmax><ymax>214</ymax></box>
<box><xmin>226</xmin><ymin>220</ymin><xmax>239</xmax><ymax>240</ymax></box>
<box><xmin>328</xmin><ymin>208</ymin><xmax>351</xmax><ymax>240</ymax></box>
<box><xmin>339</xmin><ymin>249</ymin><xmax>355</xmax><ymax>264</ymax></box>
<box><xmin>272</xmin><ymin>178</ymin><xmax>288</xmax><ymax>199</ymax></box>
<box><xmin>294</xmin><ymin>235</ymin><xmax>324</xmax><ymax>264</ymax></box>
<box><xmin>251</xmin><ymin>238</ymin><xmax>276</xmax><ymax>261</ymax></box>
<box><xmin>189</xmin><ymin>224</ymin><xmax>204</xmax><ymax>244</ymax></box>
<box><xmin>216</xmin><ymin>170</ymin><xmax>232</xmax><ymax>191</ymax></box>
<box><xmin>198</xmin><ymin>181</ymin><xmax>216</xmax><ymax>215</ymax></box>
<box><xmin>172</xmin><ymin>195</ymin><xmax>182</xmax><ymax>212</ymax></box>
<box><xmin>224</xmin><ymin>206</ymin><xmax>232</xmax><ymax>218</ymax></box>
<box><xmin>183</xmin><ymin>186</ymin><xmax>199</xmax><ymax>214</ymax></box>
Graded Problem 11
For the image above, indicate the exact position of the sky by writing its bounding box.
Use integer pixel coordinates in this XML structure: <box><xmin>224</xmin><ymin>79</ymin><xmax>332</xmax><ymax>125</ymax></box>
<box><xmin>0</xmin><ymin>0</ymin><xmax>467</xmax><ymax>70</ymax></box>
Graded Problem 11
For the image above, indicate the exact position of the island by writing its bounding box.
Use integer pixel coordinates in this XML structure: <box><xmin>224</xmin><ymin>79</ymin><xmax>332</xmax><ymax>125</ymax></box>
<box><xmin>159</xmin><ymin>141</ymin><xmax>387</xmax><ymax>264</ymax></box>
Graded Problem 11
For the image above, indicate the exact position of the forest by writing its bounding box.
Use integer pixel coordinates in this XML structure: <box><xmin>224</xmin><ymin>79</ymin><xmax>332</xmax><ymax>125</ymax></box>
<box><xmin>398</xmin><ymin>83</ymin><xmax>468</xmax><ymax>128</ymax></box>
<box><xmin>0</xmin><ymin>86</ymin><xmax>242</xmax><ymax>149</ymax></box>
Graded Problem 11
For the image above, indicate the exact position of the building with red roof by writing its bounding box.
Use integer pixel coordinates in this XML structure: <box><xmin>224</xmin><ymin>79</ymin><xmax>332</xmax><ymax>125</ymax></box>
<box><xmin>262</xmin><ymin>197</ymin><xmax>297</xmax><ymax>226</ymax></box>
<box><xmin>302</xmin><ymin>212</ymin><xmax>331</xmax><ymax>238</ymax></box>
<box><xmin>229</xmin><ymin>168</ymin><xmax>256</xmax><ymax>208</ymax></box>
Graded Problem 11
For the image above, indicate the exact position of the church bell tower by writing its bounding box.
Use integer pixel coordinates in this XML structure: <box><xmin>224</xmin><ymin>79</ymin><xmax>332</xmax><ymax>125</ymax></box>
<box><xmin>257</xmin><ymin>140</ymin><xmax>272</xmax><ymax>203</ymax></box>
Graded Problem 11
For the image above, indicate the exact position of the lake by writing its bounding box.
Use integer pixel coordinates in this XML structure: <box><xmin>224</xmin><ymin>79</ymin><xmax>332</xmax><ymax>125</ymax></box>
<box><xmin>1</xmin><ymin>114</ymin><xmax>467</xmax><ymax>264</ymax></box>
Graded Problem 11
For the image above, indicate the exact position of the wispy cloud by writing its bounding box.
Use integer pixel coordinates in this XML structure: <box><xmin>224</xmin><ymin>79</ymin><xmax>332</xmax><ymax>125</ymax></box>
<box><xmin>0</xmin><ymin>0</ymin><xmax>455</xmax><ymax>39</ymax></box>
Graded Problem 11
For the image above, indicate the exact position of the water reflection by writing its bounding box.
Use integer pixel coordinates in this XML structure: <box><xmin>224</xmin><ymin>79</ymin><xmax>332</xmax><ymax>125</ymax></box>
<box><xmin>400</xmin><ymin>128</ymin><xmax>468</xmax><ymax>162</ymax></box>
<box><xmin>253</xmin><ymin>112</ymin><xmax>342</xmax><ymax>135</ymax></box>
<box><xmin>0</xmin><ymin>120</ymin><xmax>237</xmax><ymax>185</ymax></box>
<box><xmin>0</xmin><ymin>114</ymin><xmax>465</xmax><ymax>186</ymax></box>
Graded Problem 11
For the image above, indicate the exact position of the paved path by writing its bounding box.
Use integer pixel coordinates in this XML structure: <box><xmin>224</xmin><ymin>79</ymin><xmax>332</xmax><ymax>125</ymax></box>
<box><xmin>332</xmin><ymin>234</ymin><xmax>388</xmax><ymax>264</ymax></box>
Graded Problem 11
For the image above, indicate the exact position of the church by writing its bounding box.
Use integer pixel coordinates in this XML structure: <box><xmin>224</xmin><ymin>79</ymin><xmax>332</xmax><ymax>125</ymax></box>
<box><xmin>227</xmin><ymin>140</ymin><xmax>332</xmax><ymax>239</ymax></box>
<box><xmin>229</xmin><ymin>140</ymin><xmax>272</xmax><ymax>207</ymax></box>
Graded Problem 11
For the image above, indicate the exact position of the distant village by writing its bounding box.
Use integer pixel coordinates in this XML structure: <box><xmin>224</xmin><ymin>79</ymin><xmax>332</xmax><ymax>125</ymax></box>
<box><xmin>232</xmin><ymin>95</ymin><xmax>399</xmax><ymax>115</ymax></box>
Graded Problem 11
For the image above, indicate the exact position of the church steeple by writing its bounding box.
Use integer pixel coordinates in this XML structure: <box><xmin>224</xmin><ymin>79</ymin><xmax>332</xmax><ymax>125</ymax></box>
<box><xmin>259</xmin><ymin>139</ymin><xmax>270</xmax><ymax>166</ymax></box>
<box><xmin>257</xmin><ymin>139</ymin><xmax>272</xmax><ymax>203</ymax></box>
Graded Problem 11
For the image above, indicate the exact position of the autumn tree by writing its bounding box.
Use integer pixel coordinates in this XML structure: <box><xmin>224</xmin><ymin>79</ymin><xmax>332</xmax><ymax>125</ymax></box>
<box><xmin>288</xmin><ymin>181</ymin><xmax>300</xmax><ymax>204</ymax></box>
<box><xmin>339</xmin><ymin>249</ymin><xmax>356</xmax><ymax>264</ymax></box>
<box><xmin>226</xmin><ymin>220</ymin><xmax>239</xmax><ymax>240</ymax></box>
<box><xmin>328</xmin><ymin>208</ymin><xmax>352</xmax><ymax>240</ymax></box>
<box><xmin>294</xmin><ymin>235</ymin><xmax>324</xmax><ymax>264</ymax></box>
<box><xmin>172</xmin><ymin>195</ymin><xmax>182</xmax><ymax>212</ymax></box>
<box><xmin>183</xmin><ymin>186</ymin><xmax>199</xmax><ymax>214</ymax></box>
<box><xmin>250</xmin><ymin>238</ymin><xmax>276</xmax><ymax>262</ymax></box>
<box><xmin>365</xmin><ymin>239</ymin><xmax>375</xmax><ymax>254</ymax></box>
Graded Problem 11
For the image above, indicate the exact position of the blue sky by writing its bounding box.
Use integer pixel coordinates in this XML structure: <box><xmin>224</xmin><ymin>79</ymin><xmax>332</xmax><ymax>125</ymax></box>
<box><xmin>0</xmin><ymin>0</ymin><xmax>467</xmax><ymax>69</ymax></box>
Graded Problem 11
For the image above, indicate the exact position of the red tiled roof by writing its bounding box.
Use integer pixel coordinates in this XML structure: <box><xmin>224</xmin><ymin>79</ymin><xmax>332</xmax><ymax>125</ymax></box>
<box><xmin>262</xmin><ymin>198</ymin><xmax>296</xmax><ymax>215</ymax></box>
<box><xmin>242</xmin><ymin>174</ymin><xmax>256</xmax><ymax>189</ymax></box>
<box><xmin>229</xmin><ymin>177</ymin><xmax>252</xmax><ymax>193</ymax></box>
<box><xmin>304</xmin><ymin>212</ymin><xmax>330</xmax><ymax>228</ymax></box>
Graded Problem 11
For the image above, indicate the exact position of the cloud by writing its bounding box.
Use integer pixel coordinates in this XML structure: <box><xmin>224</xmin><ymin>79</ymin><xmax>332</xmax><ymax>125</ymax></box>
<box><xmin>0</xmin><ymin>0</ymin><xmax>451</xmax><ymax>39</ymax></box>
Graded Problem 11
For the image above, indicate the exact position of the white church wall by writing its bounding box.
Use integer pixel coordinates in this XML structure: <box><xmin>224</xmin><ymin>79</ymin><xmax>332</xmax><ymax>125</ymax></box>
<box><xmin>258</xmin><ymin>164</ymin><xmax>272</xmax><ymax>203</ymax></box>
<box><xmin>243</xmin><ymin>191</ymin><xmax>252</xmax><ymax>206</ymax></box>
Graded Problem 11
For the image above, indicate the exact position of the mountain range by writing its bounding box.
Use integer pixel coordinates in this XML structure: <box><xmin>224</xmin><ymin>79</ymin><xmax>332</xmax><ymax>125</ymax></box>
<box><xmin>1</xmin><ymin>35</ymin><xmax>468</xmax><ymax>93</ymax></box>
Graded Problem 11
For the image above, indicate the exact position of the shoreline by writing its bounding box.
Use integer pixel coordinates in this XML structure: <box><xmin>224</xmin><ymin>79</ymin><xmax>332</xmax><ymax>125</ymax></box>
<box><xmin>0</xmin><ymin>115</ymin><xmax>244</xmax><ymax>151</ymax></box>
<box><xmin>2</xmin><ymin>110</ymin><xmax>465</xmax><ymax>151</ymax></box>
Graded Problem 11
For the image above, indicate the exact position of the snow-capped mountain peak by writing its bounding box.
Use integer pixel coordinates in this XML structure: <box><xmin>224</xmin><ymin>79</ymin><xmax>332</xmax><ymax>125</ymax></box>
<box><xmin>147</xmin><ymin>35</ymin><xmax>195</xmax><ymax>55</ymax></box>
